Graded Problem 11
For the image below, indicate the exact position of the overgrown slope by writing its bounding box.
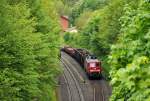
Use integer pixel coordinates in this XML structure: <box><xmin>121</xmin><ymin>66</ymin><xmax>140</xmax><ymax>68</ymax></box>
<box><xmin>0</xmin><ymin>0</ymin><xmax>61</xmax><ymax>100</ymax></box>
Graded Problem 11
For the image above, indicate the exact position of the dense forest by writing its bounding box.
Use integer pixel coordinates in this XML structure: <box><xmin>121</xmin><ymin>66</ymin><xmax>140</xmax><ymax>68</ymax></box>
<box><xmin>64</xmin><ymin>0</ymin><xmax>150</xmax><ymax>100</ymax></box>
<box><xmin>0</xmin><ymin>0</ymin><xmax>149</xmax><ymax>101</ymax></box>
<box><xmin>0</xmin><ymin>0</ymin><xmax>62</xmax><ymax>100</ymax></box>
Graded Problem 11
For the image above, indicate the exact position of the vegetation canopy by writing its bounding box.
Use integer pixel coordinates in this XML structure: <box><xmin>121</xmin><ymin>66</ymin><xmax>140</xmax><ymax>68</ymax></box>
<box><xmin>0</xmin><ymin>0</ymin><xmax>149</xmax><ymax>100</ymax></box>
<box><xmin>64</xmin><ymin>0</ymin><xmax>150</xmax><ymax>100</ymax></box>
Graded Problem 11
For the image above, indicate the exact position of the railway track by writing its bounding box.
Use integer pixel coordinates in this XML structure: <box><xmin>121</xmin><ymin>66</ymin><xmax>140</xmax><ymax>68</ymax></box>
<box><xmin>62</xmin><ymin>56</ymin><xmax>85</xmax><ymax>83</ymax></box>
<box><xmin>62</xmin><ymin>73</ymin><xmax>72</xmax><ymax>101</ymax></box>
<box><xmin>61</xmin><ymin>59</ymin><xmax>85</xmax><ymax>101</ymax></box>
<box><xmin>99</xmin><ymin>86</ymin><xmax>105</xmax><ymax>101</ymax></box>
<box><xmin>58</xmin><ymin>52</ymin><xmax>111</xmax><ymax>101</ymax></box>
<box><xmin>92</xmin><ymin>80</ymin><xmax>108</xmax><ymax>101</ymax></box>
<box><xmin>62</xmin><ymin>52</ymin><xmax>106</xmax><ymax>101</ymax></box>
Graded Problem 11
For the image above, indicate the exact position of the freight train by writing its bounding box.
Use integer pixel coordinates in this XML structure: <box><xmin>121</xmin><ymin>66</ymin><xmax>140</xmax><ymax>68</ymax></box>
<box><xmin>62</xmin><ymin>46</ymin><xmax>102</xmax><ymax>79</ymax></box>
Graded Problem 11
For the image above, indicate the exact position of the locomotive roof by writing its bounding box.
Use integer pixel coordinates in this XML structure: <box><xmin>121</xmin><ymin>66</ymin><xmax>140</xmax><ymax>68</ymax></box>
<box><xmin>86</xmin><ymin>59</ymin><xmax>99</xmax><ymax>63</ymax></box>
<box><xmin>87</xmin><ymin>54</ymin><xmax>97</xmax><ymax>58</ymax></box>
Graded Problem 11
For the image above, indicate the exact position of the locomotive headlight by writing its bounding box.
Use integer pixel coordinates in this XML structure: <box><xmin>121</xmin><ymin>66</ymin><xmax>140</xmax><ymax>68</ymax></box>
<box><xmin>89</xmin><ymin>69</ymin><xmax>100</xmax><ymax>72</ymax></box>
<box><xmin>89</xmin><ymin>70</ymin><xmax>94</xmax><ymax>72</ymax></box>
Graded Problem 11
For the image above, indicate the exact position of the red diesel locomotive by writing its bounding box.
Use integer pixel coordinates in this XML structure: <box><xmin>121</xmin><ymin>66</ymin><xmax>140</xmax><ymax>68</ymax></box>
<box><xmin>62</xmin><ymin>46</ymin><xmax>102</xmax><ymax>78</ymax></box>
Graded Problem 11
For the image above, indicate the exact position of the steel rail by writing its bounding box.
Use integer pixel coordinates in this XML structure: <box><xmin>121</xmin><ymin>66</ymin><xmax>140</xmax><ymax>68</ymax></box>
<box><xmin>60</xmin><ymin>63</ymin><xmax>72</xmax><ymax>101</ymax></box>
<box><xmin>62</xmin><ymin>73</ymin><xmax>72</xmax><ymax>101</ymax></box>
<box><xmin>61</xmin><ymin>59</ymin><xmax>85</xmax><ymax>101</ymax></box>
<box><xmin>101</xmin><ymin>88</ymin><xmax>105</xmax><ymax>101</ymax></box>
<box><xmin>62</xmin><ymin>56</ymin><xmax>85</xmax><ymax>83</ymax></box>
<box><xmin>93</xmin><ymin>87</ymin><xmax>96</xmax><ymax>101</ymax></box>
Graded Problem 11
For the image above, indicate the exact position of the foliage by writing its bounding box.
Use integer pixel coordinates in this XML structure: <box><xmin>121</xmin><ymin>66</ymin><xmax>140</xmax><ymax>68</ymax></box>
<box><xmin>109</xmin><ymin>0</ymin><xmax>150</xmax><ymax>100</ymax></box>
<box><xmin>75</xmin><ymin>11</ymin><xmax>93</xmax><ymax>30</ymax></box>
<box><xmin>27</xmin><ymin>0</ymin><xmax>61</xmax><ymax>100</ymax></box>
<box><xmin>77</xmin><ymin>0</ymin><xmax>137</xmax><ymax>55</ymax></box>
<box><xmin>61</xmin><ymin>0</ymin><xmax>80</xmax><ymax>6</ymax></box>
<box><xmin>70</xmin><ymin>0</ymin><xmax>109</xmax><ymax>25</ymax></box>
<box><xmin>0</xmin><ymin>0</ymin><xmax>61</xmax><ymax>100</ymax></box>
<box><xmin>64</xmin><ymin>0</ymin><xmax>150</xmax><ymax>100</ymax></box>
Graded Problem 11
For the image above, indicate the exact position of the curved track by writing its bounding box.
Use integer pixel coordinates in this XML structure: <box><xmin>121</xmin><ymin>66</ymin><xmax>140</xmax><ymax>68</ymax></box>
<box><xmin>62</xmin><ymin>73</ymin><xmax>72</xmax><ymax>101</ymax></box>
<box><xmin>58</xmin><ymin>52</ymin><xmax>111</xmax><ymax>101</ymax></box>
<box><xmin>61</xmin><ymin>58</ymin><xmax>85</xmax><ymax>101</ymax></box>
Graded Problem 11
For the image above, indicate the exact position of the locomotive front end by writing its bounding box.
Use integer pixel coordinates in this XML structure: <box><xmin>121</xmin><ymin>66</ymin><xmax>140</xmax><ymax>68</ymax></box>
<box><xmin>85</xmin><ymin>55</ymin><xmax>102</xmax><ymax>78</ymax></box>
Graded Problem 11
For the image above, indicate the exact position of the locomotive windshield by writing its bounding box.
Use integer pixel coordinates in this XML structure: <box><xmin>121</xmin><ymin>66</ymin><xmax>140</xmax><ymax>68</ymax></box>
<box><xmin>87</xmin><ymin>55</ymin><xmax>97</xmax><ymax>59</ymax></box>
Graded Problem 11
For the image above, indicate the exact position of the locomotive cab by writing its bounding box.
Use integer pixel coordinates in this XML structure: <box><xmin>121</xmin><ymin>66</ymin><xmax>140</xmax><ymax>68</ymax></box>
<box><xmin>85</xmin><ymin>55</ymin><xmax>102</xmax><ymax>78</ymax></box>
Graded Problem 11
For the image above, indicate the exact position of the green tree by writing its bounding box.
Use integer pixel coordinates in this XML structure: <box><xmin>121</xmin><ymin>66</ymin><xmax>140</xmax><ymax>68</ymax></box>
<box><xmin>0</xmin><ymin>0</ymin><xmax>61</xmax><ymax>100</ymax></box>
<box><xmin>27</xmin><ymin>0</ymin><xmax>61</xmax><ymax>100</ymax></box>
<box><xmin>0</xmin><ymin>1</ymin><xmax>41</xmax><ymax>100</ymax></box>
<box><xmin>70</xmin><ymin>0</ymin><xmax>109</xmax><ymax>25</ymax></box>
<box><xmin>109</xmin><ymin>0</ymin><xmax>150</xmax><ymax>100</ymax></box>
